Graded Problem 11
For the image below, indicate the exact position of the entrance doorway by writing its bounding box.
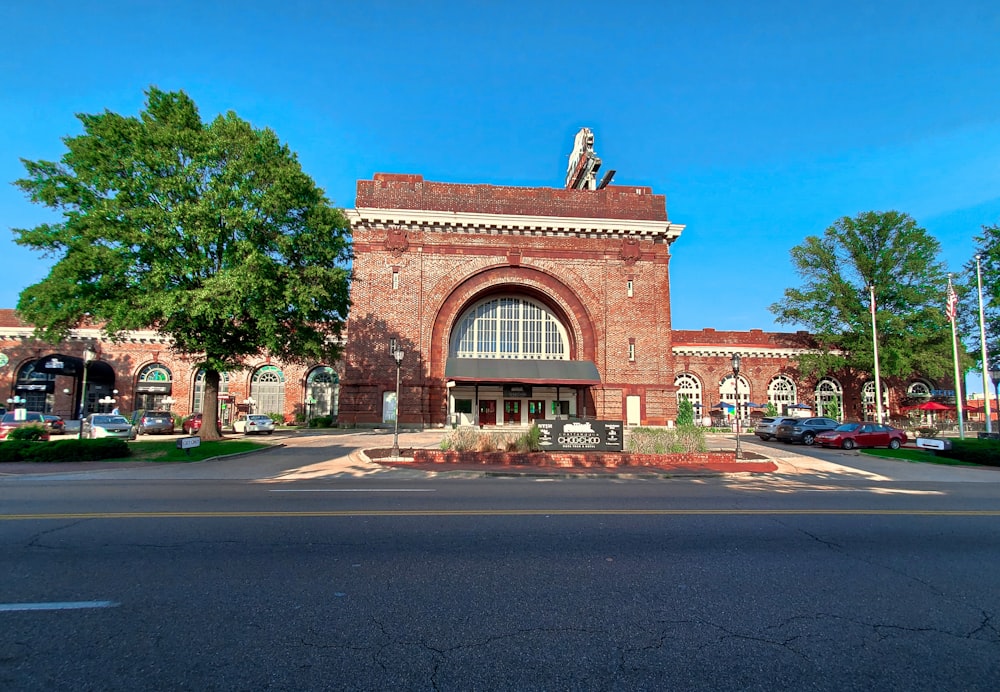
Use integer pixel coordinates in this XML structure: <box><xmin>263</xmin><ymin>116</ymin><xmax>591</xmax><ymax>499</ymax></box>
<box><xmin>503</xmin><ymin>400</ymin><xmax>521</xmax><ymax>425</ymax></box>
<box><xmin>479</xmin><ymin>400</ymin><xmax>497</xmax><ymax>426</ymax></box>
<box><xmin>527</xmin><ymin>400</ymin><xmax>545</xmax><ymax>422</ymax></box>
<box><xmin>626</xmin><ymin>395</ymin><xmax>641</xmax><ymax>426</ymax></box>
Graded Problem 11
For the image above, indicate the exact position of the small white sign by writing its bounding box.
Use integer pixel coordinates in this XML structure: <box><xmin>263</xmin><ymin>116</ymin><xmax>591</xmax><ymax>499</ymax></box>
<box><xmin>176</xmin><ymin>436</ymin><xmax>201</xmax><ymax>450</ymax></box>
<box><xmin>916</xmin><ymin>437</ymin><xmax>950</xmax><ymax>451</ymax></box>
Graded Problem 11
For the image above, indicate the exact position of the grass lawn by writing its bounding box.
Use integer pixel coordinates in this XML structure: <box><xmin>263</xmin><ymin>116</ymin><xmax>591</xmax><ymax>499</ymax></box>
<box><xmin>861</xmin><ymin>447</ymin><xmax>979</xmax><ymax>466</ymax></box>
<box><xmin>125</xmin><ymin>439</ymin><xmax>270</xmax><ymax>462</ymax></box>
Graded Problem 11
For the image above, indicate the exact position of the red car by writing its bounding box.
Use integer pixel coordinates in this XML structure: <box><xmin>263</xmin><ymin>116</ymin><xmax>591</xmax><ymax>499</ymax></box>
<box><xmin>180</xmin><ymin>413</ymin><xmax>222</xmax><ymax>435</ymax></box>
<box><xmin>815</xmin><ymin>422</ymin><xmax>908</xmax><ymax>450</ymax></box>
<box><xmin>0</xmin><ymin>411</ymin><xmax>51</xmax><ymax>440</ymax></box>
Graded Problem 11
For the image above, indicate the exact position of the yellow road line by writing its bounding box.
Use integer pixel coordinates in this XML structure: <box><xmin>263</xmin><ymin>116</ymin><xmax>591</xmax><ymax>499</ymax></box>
<box><xmin>2</xmin><ymin>509</ymin><xmax>1000</xmax><ymax>520</ymax></box>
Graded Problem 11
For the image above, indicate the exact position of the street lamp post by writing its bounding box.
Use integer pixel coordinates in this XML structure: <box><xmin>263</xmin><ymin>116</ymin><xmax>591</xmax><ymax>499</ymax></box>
<box><xmin>391</xmin><ymin>349</ymin><xmax>404</xmax><ymax>458</ymax></box>
<box><xmin>731</xmin><ymin>353</ymin><xmax>743</xmax><ymax>460</ymax></box>
<box><xmin>6</xmin><ymin>395</ymin><xmax>25</xmax><ymax>411</ymax></box>
<box><xmin>243</xmin><ymin>397</ymin><xmax>255</xmax><ymax>415</ymax></box>
<box><xmin>976</xmin><ymin>255</ymin><xmax>992</xmax><ymax>433</ymax></box>
<box><xmin>78</xmin><ymin>347</ymin><xmax>97</xmax><ymax>439</ymax></box>
<box><xmin>162</xmin><ymin>396</ymin><xmax>176</xmax><ymax>411</ymax></box>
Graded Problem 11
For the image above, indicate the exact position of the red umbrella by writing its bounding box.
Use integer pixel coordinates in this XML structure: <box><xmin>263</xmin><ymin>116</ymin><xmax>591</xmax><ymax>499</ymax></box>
<box><xmin>917</xmin><ymin>401</ymin><xmax>952</xmax><ymax>411</ymax></box>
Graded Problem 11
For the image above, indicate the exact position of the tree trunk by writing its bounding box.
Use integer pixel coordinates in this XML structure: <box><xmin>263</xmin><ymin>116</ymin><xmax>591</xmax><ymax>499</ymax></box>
<box><xmin>200</xmin><ymin>368</ymin><xmax>224</xmax><ymax>441</ymax></box>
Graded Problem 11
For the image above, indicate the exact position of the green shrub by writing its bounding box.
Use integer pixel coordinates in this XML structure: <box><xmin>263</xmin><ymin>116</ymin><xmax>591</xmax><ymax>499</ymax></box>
<box><xmin>7</xmin><ymin>425</ymin><xmax>48</xmax><ymax>441</ymax></box>
<box><xmin>268</xmin><ymin>412</ymin><xmax>284</xmax><ymax>425</ymax></box>
<box><xmin>627</xmin><ymin>425</ymin><xmax>706</xmax><ymax>454</ymax></box>
<box><xmin>0</xmin><ymin>438</ymin><xmax>130</xmax><ymax>463</ymax></box>
<box><xmin>677</xmin><ymin>398</ymin><xmax>695</xmax><ymax>427</ymax></box>
<box><xmin>308</xmin><ymin>415</ymin><xmax>335</xmax><ymax>428</ymax></box>
<box><xmin>935</xmin><ymin>438</ymin><xmax>1000</xmax><ymax>467</ymax></box>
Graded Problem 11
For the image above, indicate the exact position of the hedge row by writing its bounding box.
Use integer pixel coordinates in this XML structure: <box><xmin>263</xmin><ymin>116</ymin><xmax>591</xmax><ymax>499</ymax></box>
<box><xmin>935</xmin><ymin>438</ymin><xmax>1000</xmax><ymax>467</ymax></box>
<box><xmin>0</xmin><ymin>438</ymin><xmax>131</xmax><ymax>463</ymax></box>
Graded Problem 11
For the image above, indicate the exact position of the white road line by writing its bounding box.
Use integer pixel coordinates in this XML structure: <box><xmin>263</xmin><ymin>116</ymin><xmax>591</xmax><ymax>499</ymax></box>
<box><xmin>267</xmin><ymin>488</ymin><xmax>437</xmax><ymax>492</ymax></box>
<box><xmin>0</xmin><ymin>601</ymin><xmax>119</xmax><ymax>612</ymax></box>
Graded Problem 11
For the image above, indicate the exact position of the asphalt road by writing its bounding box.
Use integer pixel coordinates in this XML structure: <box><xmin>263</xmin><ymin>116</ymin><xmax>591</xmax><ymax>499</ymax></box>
<box><xmin>2</xmin><ymin>431</ymin><xmax>999</xmax><ymax>691</ymax></box>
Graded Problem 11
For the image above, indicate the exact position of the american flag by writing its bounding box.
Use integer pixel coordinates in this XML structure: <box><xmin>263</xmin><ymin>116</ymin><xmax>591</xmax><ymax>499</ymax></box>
<box><xmin>946</xmin><ymin>278</ymin><xmax>958</xmax><ymax>324</ymax></box>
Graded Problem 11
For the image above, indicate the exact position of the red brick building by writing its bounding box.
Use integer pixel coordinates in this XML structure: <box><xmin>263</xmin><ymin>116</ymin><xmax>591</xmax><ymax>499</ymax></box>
<box><xmin>0</xmin><ymin>136</ymin><xmax>942</xmax><ymax>427</ymax></box>
<box><xmin>338</xmin><ymin>172</ymin><xmax>938</xmax><ymax>428</ymax></box>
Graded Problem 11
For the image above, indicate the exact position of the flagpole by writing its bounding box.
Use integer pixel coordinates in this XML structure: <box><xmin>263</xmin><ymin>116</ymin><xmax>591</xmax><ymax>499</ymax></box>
<box><xmin>976</xmin><ymin>255</ymin><xmax>992</xmax><ymax>433</ymax></box>
<box><xmin>948</xmin><ymin>275</ymin><xmax>966</xmax><ymax>439</ymax></box>
<box><xmin>869</xmin><ymin>284</ymin><xmax>884</xmax><ymax>424</ymax></box>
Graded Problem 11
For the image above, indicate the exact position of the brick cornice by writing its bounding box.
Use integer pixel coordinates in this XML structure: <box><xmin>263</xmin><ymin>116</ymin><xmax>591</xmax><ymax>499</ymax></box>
<box><xmin>348</xmin><ymin>208</ymin><xmax>684</xmax><ymax>244</ymax></box>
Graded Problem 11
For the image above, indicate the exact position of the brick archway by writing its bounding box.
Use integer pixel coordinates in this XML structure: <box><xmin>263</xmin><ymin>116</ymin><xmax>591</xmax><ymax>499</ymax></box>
<box><xmin>428</xmin><ymin>264</ymin><xmax>598</xmax><ymax>383</ymax></box>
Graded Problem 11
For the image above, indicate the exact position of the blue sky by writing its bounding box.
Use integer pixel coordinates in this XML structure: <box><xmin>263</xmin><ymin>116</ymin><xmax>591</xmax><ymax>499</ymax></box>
<box><xmin>3</xmin><ymin>1</ymin><xmax>1000</xmax><ymax>387</ymax></box>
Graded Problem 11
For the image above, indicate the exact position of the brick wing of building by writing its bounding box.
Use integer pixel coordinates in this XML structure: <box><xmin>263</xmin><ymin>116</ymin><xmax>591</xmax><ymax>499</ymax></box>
<box><xmin>0</xmin><ymin>136</ymin><xmax>948</xmax><ymax>427</ymax></box>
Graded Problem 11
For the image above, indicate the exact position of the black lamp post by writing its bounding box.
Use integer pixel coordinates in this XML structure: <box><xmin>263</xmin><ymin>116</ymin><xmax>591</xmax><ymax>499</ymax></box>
<box><xmin>732</xmin><ymin>353</ymin><xmax>743</xmax><ymax>460</ymax></box>
<box><xmin>391</xmin><ymin>349</ymin><xmax>404</xmax><ymax>458</ymax></box>
<box><xmin>77</xmin><ymin>347</ymin><xmax>97</xmax><ymax>440</ymax></box>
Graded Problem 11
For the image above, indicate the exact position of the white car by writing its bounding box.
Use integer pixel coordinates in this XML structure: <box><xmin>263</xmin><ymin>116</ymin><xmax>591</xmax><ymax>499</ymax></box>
<box><xmin>233</xmin><ymin>414</ymin><xmax>276</xmax><ymax>435</ymax></box>
<box><xmin>83</xmin><ymin>414</ymin><xmax>135</xmax><ymax>440</ymax></box>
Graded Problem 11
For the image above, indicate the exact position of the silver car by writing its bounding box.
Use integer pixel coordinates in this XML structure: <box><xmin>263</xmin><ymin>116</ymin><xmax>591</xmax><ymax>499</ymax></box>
<box><xmin>754</xmin><ymin>416</ymin><xmax>797</xmax><ymax>441</ymax></box>
<box><xmin>83</xmin><ymin>414</ymin><xmax>135</xmax><ymax>440</ymax></box>
<box><xmin>233</xmin><ymin>414</ymin><xmax>276</xmax><ymax>435</ymax></box>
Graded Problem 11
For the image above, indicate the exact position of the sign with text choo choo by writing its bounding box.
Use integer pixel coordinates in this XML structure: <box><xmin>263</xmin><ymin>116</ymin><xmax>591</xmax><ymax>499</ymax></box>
<box><xmin>535</xmin><ymin>420</ymin><xmax>623</xmax><ymax>452</ymax></box>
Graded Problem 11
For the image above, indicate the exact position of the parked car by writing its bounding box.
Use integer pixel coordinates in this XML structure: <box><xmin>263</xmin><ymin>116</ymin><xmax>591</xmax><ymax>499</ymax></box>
<box><xmin>135</xmin><ymin>410</ymin><xmax>175</xmax><ymax>435</ymax></box>
<box><xmin>233</xmin><ymin>414</ymin><xmax>276</xmax><ymax>435</ymax></box>
<box><xmin>82</xmin><ymin>414</ymin><xmax>135</xmax><ymax>440</ymax></box>
<box><xmin>43</xmin><ymin>414</ymin><xmax>66</xmax><ymax>435</ymax></box>
<box><xmin>181</xmin><ymin>413</ymin><xmax>222</xmax><ymax>435</ymax></box>
<box><xmin>754</xmin><ymin>416</ymin><xmax>797</xmax><ymax>441</ymax></box>
<box><xmin>816</xmin><ymin>422</ymin><xmax>908</xmax><ymax>450</ymax></box>
<box><xmin>774</xmin><ymin>417</ymin><xmax>840</xmax><ymax>445</ymax></box>
<box><xmin>0</xmin><ymin>411</ymin><xmax>50</xmax><ymax>440</ymax></box>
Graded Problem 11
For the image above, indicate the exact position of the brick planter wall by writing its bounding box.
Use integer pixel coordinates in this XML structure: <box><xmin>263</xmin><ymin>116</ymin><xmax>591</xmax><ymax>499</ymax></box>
<box><xmin>412</xmin><ymin>449</ymin><xmax>775</xmax><ymax>472</ymax></box>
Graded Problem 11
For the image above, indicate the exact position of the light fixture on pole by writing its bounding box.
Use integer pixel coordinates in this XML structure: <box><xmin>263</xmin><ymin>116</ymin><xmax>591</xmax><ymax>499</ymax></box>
<box><xmin>731</xmin><ymin>353</ymin><xmax>743</xmax><ymax>460</ymax></box>
<box><xmin>162</xmin><ymin>395</ymin><xmax>176</xmax><ymax>411</ymax></box>
<box><xmin>243</xmin><ymin>397</ymin><xmax>256</xmax><ymax>415</ymax></box>
<box><xmin>976</xmin><ymin>255</ymin><xmax>992</xmax><ymax>433</ymax></box>
<box><xmin>99</xmin><ymin>394</ymin><xmax>116</xmax><ymax>412</ymax></box>
<box><xmin>6</xmin><ymin>395</ymin><xmax>25</xmax><ymax>410</ymax></box>
<box><xmin>391</xmin><ymin>348</ymin><xmax>404</xmax><ymax>458</ymax></box>
<box><xmin>78</xmin><ymin>347</ymin><xmax>97</xmax><ymax>439</ymax></box>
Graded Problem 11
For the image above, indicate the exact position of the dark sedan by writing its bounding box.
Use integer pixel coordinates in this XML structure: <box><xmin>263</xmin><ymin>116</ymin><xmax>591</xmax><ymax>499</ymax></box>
<box><xmin>816</xmin><ymin>422</ymin><xmax>908</xmax><ymax>450</ymax></box>
<box><xmin>136</xmin><ymin>410</ymin><xmax>175</xmax><ymax>435</ymax></box>
<box><xmin>774</xmin><ymin>417</ymin><xmax>840</xmax><ymax>445</ymax></box>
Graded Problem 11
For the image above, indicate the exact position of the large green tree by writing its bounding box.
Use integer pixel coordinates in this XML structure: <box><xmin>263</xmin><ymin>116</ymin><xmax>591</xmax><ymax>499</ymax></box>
<box><xmin>960</xmin><ymin>224</ymin><xmax>1000</xmax><ymax>377</ymax></box>
<box><xmin>13</xmin><ymin>87</ymin><xmax>352</xmax><ymax>440</ymax></box>
<box><xmin>770</xmin><ymin>211</ymin><xmax>958</xmax><ymax>382</ymax></box>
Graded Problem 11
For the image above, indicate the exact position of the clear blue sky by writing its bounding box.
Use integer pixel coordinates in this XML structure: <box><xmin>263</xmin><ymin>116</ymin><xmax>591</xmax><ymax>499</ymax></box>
<box><xmin>3</xmin><ymin>1</ymin><xmax>1000</xmax><ymax>387</ymax></box>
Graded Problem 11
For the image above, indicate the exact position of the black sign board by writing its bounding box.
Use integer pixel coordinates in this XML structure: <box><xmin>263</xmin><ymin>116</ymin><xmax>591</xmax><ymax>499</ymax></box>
<box><xmin>535</xmin><ymin>419</ymin><xmax>623</xmax><ymax>452</ymax></box>
<box><xmin>15</xmin><ymin>382</ymin><xmax>54</xmax><ymax>393</ymax></box>
<box><xmin>503</xmin><ymin>384</ymin><xmax>532</xmax><ymax>398</ymax></box>
<box><xmin>35</xmin><ymin>353</ymin><xmax>84</xmax><ymax>376</ymax></box>
<box><xmin>136</xmin><ymin>382</ymin><xmax>172</xmax><ymax>394</ymax></box>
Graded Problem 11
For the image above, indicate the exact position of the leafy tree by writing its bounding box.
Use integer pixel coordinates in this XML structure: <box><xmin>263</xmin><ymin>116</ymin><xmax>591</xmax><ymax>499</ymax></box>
<box><xmin>960</xmin><ymin>224</ymin><xmax>1000</xmax><ymax>375</ymax></box>
<box><xmin>764</xmin><ymin>402</ymin><xmax>778</xmax><ymax>417</ymax></box>
<box><xmin>676</xmin><ymin>397</ymin><xmax>695</xmax><ymax>426</ymax></box>
<box><xmin>770</xmin><ymin>211</ymin><xmax>960</xmax><ymax>383</ymax></box>
<box><xmin>13</xmin><ymin>87</ymin><xmax>352</xmax><ymax>440</ymax></box>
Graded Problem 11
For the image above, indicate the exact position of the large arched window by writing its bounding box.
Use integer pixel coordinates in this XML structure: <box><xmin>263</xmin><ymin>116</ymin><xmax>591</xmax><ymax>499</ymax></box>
<box><xmin>15</xmin><ymin>360</ymin><xmax>55</xmax><ymax>413</ymax></box>
<box><xmin>451</xmin><ymin>296</ymin><xmax>568</xmax><ymax>360</ymax></box>
<box><xmin>193</xmin><ymin>370</ymin><xmax>231</xmax><ymax>413</ymax></box>
<box><xmin>768</xmin><ymin>375</ymin><xmax>796</xmax><ymax>413</ymax></box>
<box><xmin>862</xmin><ymin>380</ymin><xmax>890</xmax><ymax>421</ymax></box>
<box><xmin>251</xmin><ymin>365</ymin><xmax>285</xmax><ymax>416</ymax></box>
<box><xmin>135</xmin><ymin>363</ymin><xmax>173</xmax><ymax>411</ymax></box>
<box><xmin>719</xmin><ymin>373</ymin><xmax>750</xmax><ymax>417</ymax></box>
<box><xmin>907</xmin><ymin>381</ymin><xmax>932</xmax><ymax>400</ymax></box>
<box><xmin>815</xmin><ymin>377</ymin><xmax>843</xmax><ymax>420</ymax></box>
<box><xmin>674</xmin><ymin>373</ymin><xmax>703</xmax><ymax>411</ymax></box>
<box><xmin>306</xmin><ymin>366</ymin><xmax>338</xmax><ymax>418</ymax></box>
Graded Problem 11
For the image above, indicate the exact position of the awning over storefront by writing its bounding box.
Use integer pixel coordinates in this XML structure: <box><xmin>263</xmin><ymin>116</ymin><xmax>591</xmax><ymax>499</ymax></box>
<box><xmin>445</xmin><ymin>358</ymin><xmax>601</xmax><ymax>386</ymax></box>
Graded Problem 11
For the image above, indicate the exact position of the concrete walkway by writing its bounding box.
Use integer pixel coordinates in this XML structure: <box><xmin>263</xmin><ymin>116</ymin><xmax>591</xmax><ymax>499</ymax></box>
<box><xmin>2</xmin><ymin>429</ymin><xmax>998</xmax><ymax>486</ymax></box>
